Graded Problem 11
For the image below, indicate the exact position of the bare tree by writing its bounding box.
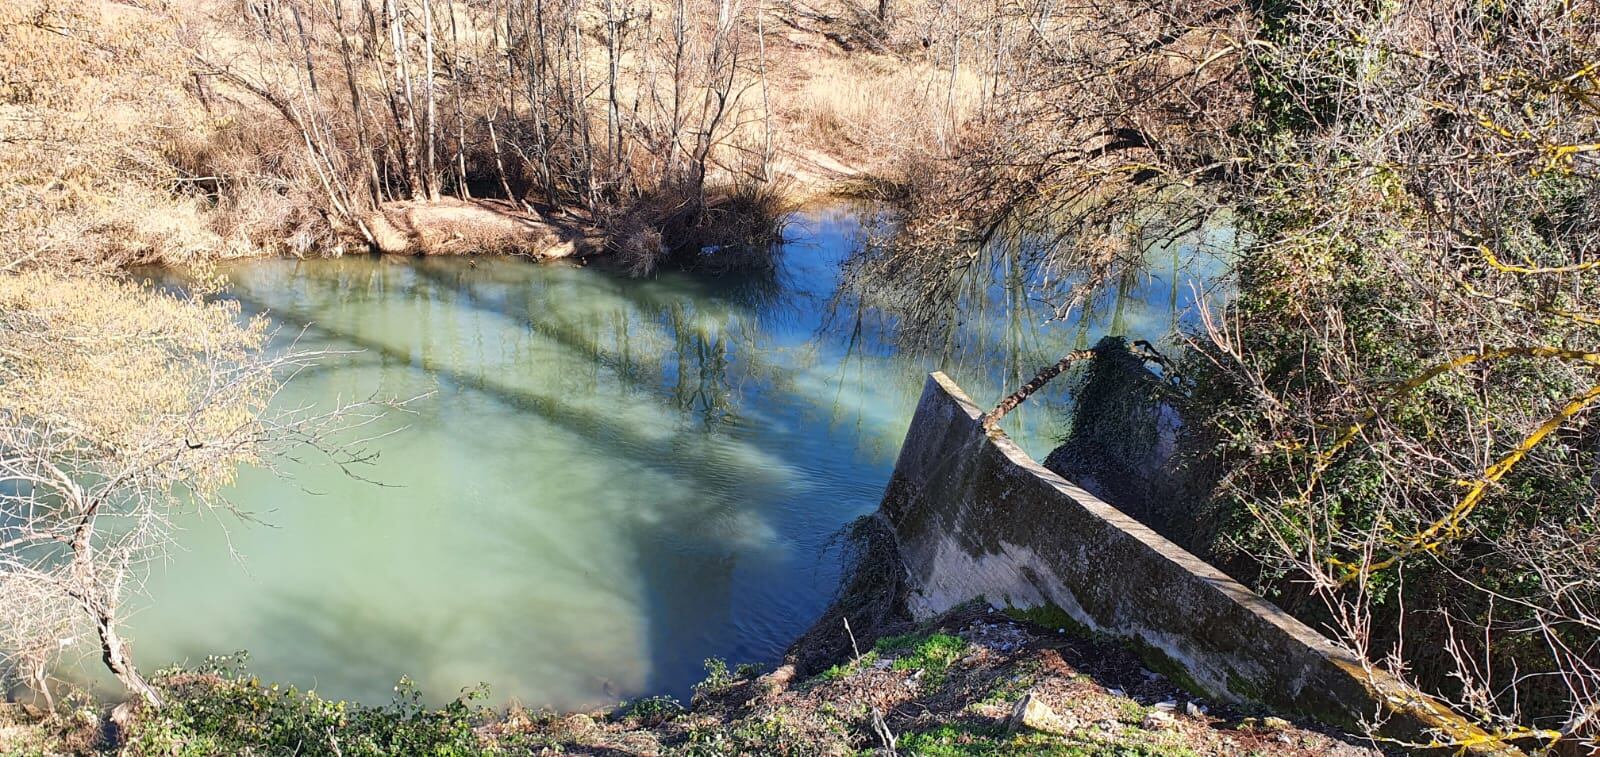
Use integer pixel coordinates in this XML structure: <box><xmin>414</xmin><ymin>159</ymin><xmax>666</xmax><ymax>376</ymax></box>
<box><xmin>0</xmin><ymin>272</ymin><xmax>403</xmax><ymax>706</ymax></box>
<box><xmin>200</xmin><ymin>0</ymin><xmax>779</xmax><ymax>264</ymax></box>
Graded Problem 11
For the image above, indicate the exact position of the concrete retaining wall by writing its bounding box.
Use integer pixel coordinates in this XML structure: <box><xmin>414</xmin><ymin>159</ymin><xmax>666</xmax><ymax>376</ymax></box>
<box><xmin>878</xmin><ymin>372</ymin><xmax>1510</xmax><ymax>753</ymax></box>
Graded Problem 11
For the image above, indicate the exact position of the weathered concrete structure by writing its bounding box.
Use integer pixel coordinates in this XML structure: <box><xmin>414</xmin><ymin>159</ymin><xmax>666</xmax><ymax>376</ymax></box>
<box><xmin>878</xmin><ymin>372</ymin><xmax>1513</xmax><ymax>753</ymax></box>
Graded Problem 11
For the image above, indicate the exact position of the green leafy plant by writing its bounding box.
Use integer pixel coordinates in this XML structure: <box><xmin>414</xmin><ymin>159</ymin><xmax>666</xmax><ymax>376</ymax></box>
<box><xmin>694</xmin><ymin>658</ymin><xmax>735</xmax><ymax>695</ymax></box>
<box><xmin>623</xmin><ymin>695</ymin><xmax>685</xmax><ymax>726</ymax></box>
<box><xmin>122</xmin><ymin>662</ymin><xmax>493</xmax><ymax>756</ymax></box>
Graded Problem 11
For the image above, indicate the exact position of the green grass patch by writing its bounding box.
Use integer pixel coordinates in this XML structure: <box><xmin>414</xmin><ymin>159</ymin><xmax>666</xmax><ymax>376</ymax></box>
<box><xmin>875</xmin><ymin>632</ymin><xmax>969</xmax><ymax>688</ymax></box>
<box><xmin>897</xmin><ymin>723</ymin><xmax>1090</xmax><ymax>756</ymax></box>
<box><xmin>898</xmin><ymin>720</ymin><xmax>1203</xmax><ymax>756</ymax></box>
<box><xmin>818</xmin><ymin>650</ymin><xmax>879</xmax><ymax>682</ymax></box>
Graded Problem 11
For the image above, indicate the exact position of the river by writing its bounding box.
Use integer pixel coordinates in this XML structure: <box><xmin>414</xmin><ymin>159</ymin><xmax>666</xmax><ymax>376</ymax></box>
<box><xmin>101</xmin><ymin>202</ymin><xmax>1226</xmax><ymax>709</ymax></box>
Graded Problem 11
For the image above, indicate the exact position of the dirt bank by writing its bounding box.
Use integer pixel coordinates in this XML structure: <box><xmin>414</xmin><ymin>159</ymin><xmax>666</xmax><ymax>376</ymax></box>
<box><xmin>361</xmin><ymin>198</ymin><xmax>602</xmax><ymax>259</ymax></box>
<box><xmin>485</xmin><ymin>605</ymin><xmax>1385</xmax><ymax>754</ymax></box>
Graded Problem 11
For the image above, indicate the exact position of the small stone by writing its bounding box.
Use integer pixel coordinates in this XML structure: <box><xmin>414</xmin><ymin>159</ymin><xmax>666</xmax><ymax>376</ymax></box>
<box><xmin>1142</xmin><ymin>710</ymin><xmax>1177</xmax><ymax>730</ymax></box>
<box><xmin>1263</xmin><ymin>716</ymin><xmax>1292</xmax><ymax>730</ymax></box>
<box><xmin>1008</xmin><ymin>692</ymin><xmax>1075</xmax><ymax>735</ymax></box>
<box><xmin>1185</xmin><ymin>701</ymin><xmax>1209</xmax><ymax>717</ymax></box>
<box><xmin>1140</xmin><ymin>669</ymin><xmax>1162</xmax><ymax>682</ymax></box>
<box><xmin>1107</xmin><ymin>687</ymin><xmax>1126</xmax><ymax>698</ymax></box>
<box><xmin>1154</xmin><ymin>699</ymin><xmax>1178</xmax><ymax>712</ymax></box>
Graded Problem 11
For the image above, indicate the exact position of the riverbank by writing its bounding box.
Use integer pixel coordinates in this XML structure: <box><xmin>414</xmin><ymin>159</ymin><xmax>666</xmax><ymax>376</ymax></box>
<box><xmin>0</xmin><ymin>0</ymin><xmax>913</xmax><ymax>273</ymax></box>
<box><xmin>8</xmin><ymin>0</ymin><xmax>1597</xmax><ymax>748</ymax></box>
<box><xmin>0</xmin><ymin>606</ymin><xmax>1380</xmax><ymax>755</ymax></box>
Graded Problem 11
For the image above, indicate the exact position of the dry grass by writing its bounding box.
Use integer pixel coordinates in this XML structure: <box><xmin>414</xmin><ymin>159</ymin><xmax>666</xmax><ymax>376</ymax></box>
<box><xmin>0</xmin><ymin>1</ymin><xmax>222</xmax><ymax>270</ymax></box>
<box><xmin>0</xmin><ymin>1</ymin><xmax>339</xmax><ymax>272</ymax></box>
<box><xmin>784</xmin><ymin>53</ymin><xmax>982</xmax><ymax>172</ymax></box>
<box><xmin>0</xmin><ymin>0</ymin><xmax>974</xmax><ymax>274</ymax></box>
<box><xmin>480</xmin><ymin>605</ymin><xmax>1380</xmax><ymax>755</ymax></box>
<box><xmin>606</xmin><ymin>171</ymin><xmax>796</xmax><ymax>276</ymax></box>
<box><xmin>365</xmin><ymin>198</ymin><xmax>595</xmax><ymax>258</ymax></box>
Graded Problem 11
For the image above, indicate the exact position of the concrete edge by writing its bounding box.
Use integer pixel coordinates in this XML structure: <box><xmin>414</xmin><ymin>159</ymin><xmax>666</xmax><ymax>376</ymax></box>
<box><xmin>916</xmin><ymin>371</ymin><xmax>1516</xmax><ymax>754</ymax></box>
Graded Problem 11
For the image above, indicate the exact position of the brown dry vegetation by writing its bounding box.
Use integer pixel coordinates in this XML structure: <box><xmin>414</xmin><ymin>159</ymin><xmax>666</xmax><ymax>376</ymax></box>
<box><xmin>506</xmin><ymin>606</ymin><xmax>1382</xmax><ymax>755</ymax></box>
<box><xmin>6</xmin><ymin>0</ymin><xmax>1600</xmax><ymax>751</ymax></box>
<box><xmin>0</xmin><ymin>2</ymin><xmax>238</xmax><ymax>270</ymax></box>
<box><xmin>0</xmin><ymin>0</ymin><xmax>983</xmax><ymax>272</ymax></box>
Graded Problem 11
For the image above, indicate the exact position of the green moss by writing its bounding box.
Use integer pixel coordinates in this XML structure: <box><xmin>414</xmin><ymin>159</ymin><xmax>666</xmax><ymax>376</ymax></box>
<box><xmin>1001</xmin><ymin>604</ymin><xmax>1094</xmax><ymax>639</ymax></box>
<box><xmin>1120</xmin><ymin>637</ymin><xmax>1210</xmax><ymax>701</ymax></box>
<box><xmin>889</xmin><ymin>634</ymin><xmax>968</xmax><ymax>666</ymax></box>
<box><xmin>979</xmin><ymin>661</ymin><xmax>1042</xmax><ymax>706</ymax></box>
<box><xmin>1116</xmin><ymin>698</ymin><xmax>1151</xmax><ymax>724</ymax></box>
<box><xmin>1223</xmin><ymin>670</ymin><xmax>1267</xmax><ymax>704</ymax></box>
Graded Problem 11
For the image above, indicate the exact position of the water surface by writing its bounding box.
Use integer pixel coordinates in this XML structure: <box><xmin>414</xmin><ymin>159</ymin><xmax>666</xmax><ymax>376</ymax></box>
<box><xmin>114</xmin><ymin>203</ymin><xmax>1226</xmax><ymax>708</ymax></box>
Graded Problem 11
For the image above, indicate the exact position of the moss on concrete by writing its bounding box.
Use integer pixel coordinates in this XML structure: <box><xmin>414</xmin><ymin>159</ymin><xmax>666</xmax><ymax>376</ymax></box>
<box><xmin>1000</xmin><ymin>603</ymin><xmax>1095</xmax><ymax>640</ymax></box>
<box><xmin>1121</xmin><ymin>636</ymin><xmax>1211</xmax><ymax>702</ymax></box>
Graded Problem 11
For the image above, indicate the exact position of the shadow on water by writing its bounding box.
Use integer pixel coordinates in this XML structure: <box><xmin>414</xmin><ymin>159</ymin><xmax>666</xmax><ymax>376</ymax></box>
<box><xmin>172</xmin><ymin>268</ymin><xmax>823</xmax><ymax>705</ymax></box>
<box><xmin>68</xmin><ymin>202</ymin><xmax>1229</xmax><ymax>710</ymax></box>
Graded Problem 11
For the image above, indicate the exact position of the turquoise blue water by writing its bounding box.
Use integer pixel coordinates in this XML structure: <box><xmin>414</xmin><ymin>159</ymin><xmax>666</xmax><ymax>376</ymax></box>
<box><xmin>111</xmin><ymin>203</ymin><xmax>1226</xmax><ymax>709</ymax></box>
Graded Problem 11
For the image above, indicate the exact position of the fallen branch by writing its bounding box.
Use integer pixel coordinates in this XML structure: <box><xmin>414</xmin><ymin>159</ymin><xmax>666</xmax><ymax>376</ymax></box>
<box><xmin>982</xmin><ymin>349</ymin><xmax>1098</xmax><ymax>429</ymax></box>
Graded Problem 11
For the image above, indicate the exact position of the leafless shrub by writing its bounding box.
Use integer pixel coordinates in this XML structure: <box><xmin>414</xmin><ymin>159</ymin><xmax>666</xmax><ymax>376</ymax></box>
<box><xmin>0</xmin><ymin>272</ymin><xmax>406</xmax><ymax>706</ymax></box>
<box><xmin>846</xmin><ymin>0</ymin><xmax>1246</xmax><ymax>338</ymax></box>
<box><xmin>182</xmin><ymin>0</ymin><xmax>786</xmax><ymax>262</ymax></box>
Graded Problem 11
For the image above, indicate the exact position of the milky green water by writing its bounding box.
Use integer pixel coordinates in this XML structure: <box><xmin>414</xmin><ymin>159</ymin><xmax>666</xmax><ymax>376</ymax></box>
<box><xmin>100</xmin><ymin>203</ymin><xmax>1226</xmax><ymax>709</ymax></box>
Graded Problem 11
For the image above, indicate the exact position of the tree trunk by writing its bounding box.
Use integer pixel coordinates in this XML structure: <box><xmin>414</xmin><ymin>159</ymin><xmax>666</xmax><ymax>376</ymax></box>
<box><xmin>422</xmin><ymin>0</ymin><xmax>441</xmax><ymax>201</ymax></box>
<box><xmin>68</xmin><ymin>503</ymin><xmax>162</xmax><ymax>706</ymax></box>
<box><xmin>90</xmin><ymin>604</ymin><xmax>162</xmax><ymax>707</ymax></box>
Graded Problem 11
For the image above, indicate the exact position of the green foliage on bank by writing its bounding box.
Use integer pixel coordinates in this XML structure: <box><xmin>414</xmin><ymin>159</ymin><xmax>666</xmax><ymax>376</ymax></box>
<box><xmin>898</xmin><ymin>722</ymin><xmax>1201</xmax><ymax>757</ymax></box>
<box><xmin>875</xmin><ymin>631</ymin><xmax>969</xmax><ymax>688</ymax></box>
<box><xmin>122</xmin><ymin>656</ymin><xmax>496</xmax><ymax>756</ymax></box>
